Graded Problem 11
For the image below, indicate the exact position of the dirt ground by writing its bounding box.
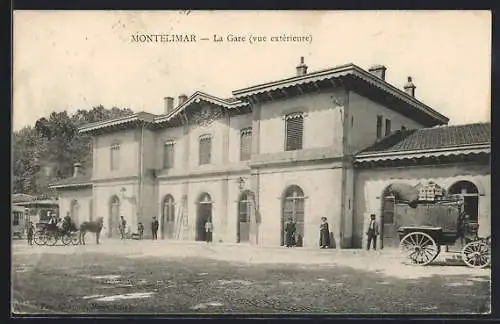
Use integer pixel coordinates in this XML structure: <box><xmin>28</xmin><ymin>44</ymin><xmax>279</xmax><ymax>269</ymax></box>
<box><xmin>11</xmin><ymin>239</ymin><xmax>491</xmax><ymax>315</ymax></box>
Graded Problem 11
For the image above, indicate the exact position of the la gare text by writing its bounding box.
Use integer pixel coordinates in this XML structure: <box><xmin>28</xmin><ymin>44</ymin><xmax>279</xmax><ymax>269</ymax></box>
<box><xmin>130</xmin><ymin>33</ymin><xmax>311</xmax><ymax>44</ymax></box>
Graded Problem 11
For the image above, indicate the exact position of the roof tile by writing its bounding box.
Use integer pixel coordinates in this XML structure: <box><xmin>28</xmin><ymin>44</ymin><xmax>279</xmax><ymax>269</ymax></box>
<box><xmin>359</xmin><ymin>122</ymin><xmax>490</xmax><ymax>154</ymax></box>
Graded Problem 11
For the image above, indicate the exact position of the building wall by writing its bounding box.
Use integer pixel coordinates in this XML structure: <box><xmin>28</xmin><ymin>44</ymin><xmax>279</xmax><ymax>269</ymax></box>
<box><xmin>353</xmin><ymin>162</ymin><xmax>491</xmax><ymax>249</ymax></box>
<box><xmin>93</xmin><ymin>129</ymin><xmax>139</xmax><ymax>180</ymax></box>
<box><xmin>57</xmin><ymin>188</ymin><xmax>93</xmax><ymax>226</ymax></box>
<box><xmin>258</xmin><ymin>90</ymin><xmax>346</xmax><ymax>155</ymax></box>
<box><xmin>93</xmin><ymin>180</ymin><xmax>138</xmax><ymax>238</ymax></box>
<box><xmin>228</xmin><ymin>113</ymin><xmax>253</xmax><ymax>163</ymax></box>
<box><xmin>347</xmin><ymin>91</ymin><xmax>425</xmax><ymax>154</ymax></box>
<box><xmin>256</xmin><ymin>164</ymin><xmax>344</xmax><ymax>248</ymax></box>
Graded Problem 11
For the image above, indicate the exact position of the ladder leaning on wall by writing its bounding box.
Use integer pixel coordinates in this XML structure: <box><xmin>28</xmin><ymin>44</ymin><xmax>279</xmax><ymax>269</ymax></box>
<box><xmin>175</xmin><ymin>195</ymin><xmax>188</xmax><ymax>240</ymax></box>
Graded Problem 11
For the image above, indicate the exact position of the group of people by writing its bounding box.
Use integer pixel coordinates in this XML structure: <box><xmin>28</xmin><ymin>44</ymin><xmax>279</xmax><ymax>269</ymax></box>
<box><xmin>25</xmin><ymin>212</ymin><xmax>78</xmax><ymax>246</ymax></box>
<box><xmin>118</xmin><ymin>216</ymin><xmax>159</xmax><ymax>240</ymax></box>
<box><xmin>284</xmin><ymin>214</ymin><xmax>380</xmax><ymax>250</ymax></box>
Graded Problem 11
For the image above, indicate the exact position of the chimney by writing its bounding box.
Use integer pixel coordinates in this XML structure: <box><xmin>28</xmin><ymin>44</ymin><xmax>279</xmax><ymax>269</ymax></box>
<box><xmin>178</xmin><ymin>94</ymin><xmax>188</xmax><ymax>105</ymax></box>
<box><xmin>296</xmin><ymin>56</ymin><xmax>308</xmax><ymax>76</ymax></box>
<box><xmin>404</xmin><ymin>76</ymin><xmax>416</xmax><ymax>97</ymax></box>
<box><xmin>73</xmin><ymin>162</ymin><xmax>82</xmax><ymax>178</ymax></box>
<box><xmin>164</xmin><ymin>97</ymin><xmax>174</xmax><ymax>114</ymax></box>
<box><xmin>368</xmin><ymin>64</ymin><xmax>387</xmax><ymax>80</ymax></box>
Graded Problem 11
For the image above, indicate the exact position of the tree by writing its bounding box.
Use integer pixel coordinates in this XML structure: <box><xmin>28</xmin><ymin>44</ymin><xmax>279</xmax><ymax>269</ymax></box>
<box><xmin>13</xmin><ymin>106</ymin><xmax>134</xmax><ymax>195</ymax></box>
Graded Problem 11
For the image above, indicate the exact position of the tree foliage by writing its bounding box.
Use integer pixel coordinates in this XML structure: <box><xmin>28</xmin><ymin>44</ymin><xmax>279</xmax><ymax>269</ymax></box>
<box><xmin>13</xmin><ymin>105</ymin><xmax>134</xmax><ymax>196</ymax></box>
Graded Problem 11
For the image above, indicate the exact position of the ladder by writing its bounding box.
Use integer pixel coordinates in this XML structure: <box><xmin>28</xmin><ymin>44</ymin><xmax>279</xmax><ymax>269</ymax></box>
<box><xmin>175</xmin><ymin>195</ymin><xmax>188</xmax><ymax>240</ymax></box>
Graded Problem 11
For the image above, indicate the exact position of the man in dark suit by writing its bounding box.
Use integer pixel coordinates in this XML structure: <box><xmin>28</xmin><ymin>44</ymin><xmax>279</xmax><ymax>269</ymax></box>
<box><xmin>366</xmin><ymin>214</ymin><xmax>380</xmax><ymax>251</ymax></box>
<box><xmin>151</xmin><ymin>217</ymin><xmax>159</xmax><ymax>240</ymax></box>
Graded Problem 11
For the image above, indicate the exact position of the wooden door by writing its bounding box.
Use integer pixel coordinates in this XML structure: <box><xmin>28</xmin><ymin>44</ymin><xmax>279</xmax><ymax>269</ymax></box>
<box><xmin>381</xmin><ymin>196</ymin><xmax>398</xmax><ymax>248</ymax></box>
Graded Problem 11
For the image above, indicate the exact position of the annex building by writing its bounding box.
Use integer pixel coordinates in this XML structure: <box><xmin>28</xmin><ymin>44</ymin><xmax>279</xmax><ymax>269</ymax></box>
<box><xmin>49</xmin><ymin>58</ymin><xmax>491</xmax><ymax>249</ymax></box>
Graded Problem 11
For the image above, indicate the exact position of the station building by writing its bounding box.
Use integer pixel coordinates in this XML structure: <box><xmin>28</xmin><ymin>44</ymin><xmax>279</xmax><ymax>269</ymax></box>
<box><xmin>49</xmin><ymin>58</ymin><xmax>491</xmax><ymax>248</ymax></box>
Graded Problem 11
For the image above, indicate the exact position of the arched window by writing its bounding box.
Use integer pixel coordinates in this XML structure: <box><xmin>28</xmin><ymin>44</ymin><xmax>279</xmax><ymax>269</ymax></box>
<box><xmin>110</xmin><ymin>143</ymin><xmax>120</xmax><ymax>170</ymax></box>
<box><xmin>281</xmin><ymin>185</ymin><xmax>305</xmax><ymax>246</ymax></box>
<box><xmin>448</xmin><ymin>181</ymin><xmax>480</xmax><ymax>222</ymax></box>
<box><xmin>285</xmin><ymin>112</ymin><xmax>304</xmax><ymax>151</ymax></box>
<box><xmin>238</xmin><ymin>191</ymin><xmax>253</xmax><ymax>243</ymax></box>
<box><xmin>240</xmin><ymin>128</ymin><xmax>252</xmax><ymax>161</ymax></box>
<box><xmin>199</xmin><ymin>134</ymin><xmax>212</xmax><ymax>165</ymax></box>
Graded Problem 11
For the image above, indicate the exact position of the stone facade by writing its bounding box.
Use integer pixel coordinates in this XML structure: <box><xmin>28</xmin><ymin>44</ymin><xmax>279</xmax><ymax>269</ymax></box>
<box><xmin>50</xmin><ymin>60</ymin><xmax>490</xmax><ymax>249</ymax></box>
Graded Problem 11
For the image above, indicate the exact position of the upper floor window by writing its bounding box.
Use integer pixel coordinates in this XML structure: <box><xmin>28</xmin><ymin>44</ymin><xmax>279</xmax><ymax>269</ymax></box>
<box><xmin>376</xmin><ymin>115</ymin><xmax>383</xmax><ymax>139</ymax></box>
<box><xmin>199</xmin><ymin>134</ymin><xmax>212</xmax><ymax>165</ymax></box>
<box><xmin>240</xmin><ymin>128</ymin><xmax>252</xmax><ymax>161</ymax></box>
<box><xmin>385</xmin><ymin>118</ymin><xmax>392</xmax><ymax>136</ymax></box>
<box><xmin>285</xmin><ymin>112</ymin><xmax>304</xmax><ymax>151</ymax></box>
<box><xmin>163</xmin><ymin>140</ymin><xmax>175</xmax><ymax>169</ymax></box>
<box><xmin>110</xmin><ymin>143</ymin><xmax>120</xmax><ymax>170</ymax></box>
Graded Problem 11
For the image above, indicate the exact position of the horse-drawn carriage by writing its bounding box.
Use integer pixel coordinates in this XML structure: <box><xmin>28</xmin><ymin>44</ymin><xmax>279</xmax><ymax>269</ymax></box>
<box><xmin>396</xmin><ymin>194</ymin><xmax>490</xmax><ymax>268</ymax></box>
<box><xmin>33</xmin><ymin>221</ymin><xmax>79</xmax><ymax>246</ymax></box>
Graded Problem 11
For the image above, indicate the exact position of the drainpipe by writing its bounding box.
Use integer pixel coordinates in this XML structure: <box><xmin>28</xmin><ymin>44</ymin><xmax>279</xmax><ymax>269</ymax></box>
<box><xmin>139</xmin><ymin>124</ymin><xmax>144</xmax><ymax>228</ymax></box>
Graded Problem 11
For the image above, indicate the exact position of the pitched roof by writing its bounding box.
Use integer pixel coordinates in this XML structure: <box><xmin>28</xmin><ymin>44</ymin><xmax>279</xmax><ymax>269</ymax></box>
<box><xmin>48</xmin><ymin>170</ymin><xmax>93</xmax><ymax>189</ymax></box>
<box><xmin>356</xmin><ymin>123</ymin><xmax>490</xmax><ymax>160</ymax></box>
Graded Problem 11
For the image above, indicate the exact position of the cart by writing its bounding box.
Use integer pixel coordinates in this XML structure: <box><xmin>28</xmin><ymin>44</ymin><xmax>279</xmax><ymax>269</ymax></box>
<box><xmin>397</xmin><ymin>196</ymin><xmax>490</xmax><ymax>268</ymax></box>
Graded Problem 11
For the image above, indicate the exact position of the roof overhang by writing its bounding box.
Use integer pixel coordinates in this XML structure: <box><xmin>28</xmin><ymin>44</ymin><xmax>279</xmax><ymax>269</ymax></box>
<box><xmin>78</xmin><ymin>112</ymin><xmax>156</xmax><ymax>135</ymax></box>
<box><xmin>355</xmin><ymin>143</ymin><xmax>490</xmax><ymax>163</ymax></box>
<box><xmin>154</xmin><ymin>91</ymin><xmax>249</xmax><ymax>124</ymax></box>
<box><xmin>233</xmin><ymin>63</ymin><xmax>449</xmax><ymax>126</ymax></box>
<box><xmin>48</xmin><ymin>182</ymin><xmax>93</xmax><ymax>190</ymax></box>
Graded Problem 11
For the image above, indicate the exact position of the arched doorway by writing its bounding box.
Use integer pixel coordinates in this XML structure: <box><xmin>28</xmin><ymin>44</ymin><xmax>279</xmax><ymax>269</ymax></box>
<box><xmin>162</xmin><ymin>195</ymin><xmax>176</xmax><ymax>239</ymax></box>
<box><xmin>237</xmin><ymin>191</ymin><xmax>253</xmax><ymax>243</ymax></box>
<box><xmin>70</xmin><ymin>200</ymin><xmax>80</xmax><ymax>224</ymax></box>
<box><xmin>108</xmin><ymin>196</ymin><xmax>120</xmax><ymax>238</ymax></box>
<box><xmin>380</xmin><ymin>185</ymin><xmax>397</xmax><ymax>249</ymax></box>
<box><xmin>448</xmin><ymin>181</ymin><xmax>479</xmax><ymax>222</ymax></box>
<box><xmin>281</xmin><ymin>185</ymin><xmax>305</xmax><ymax>247</ymax></box>
<box><xmin>196</xmin><ymin>193</ymin><xmax>212</xmax><ymax>241</ymax></box>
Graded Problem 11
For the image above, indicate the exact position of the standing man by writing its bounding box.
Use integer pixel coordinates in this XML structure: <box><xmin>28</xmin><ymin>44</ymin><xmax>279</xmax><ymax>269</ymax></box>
<box><xmin>119</xmin><ymin>216</ymin><xmax>127</xmax><ymax>239</ymax></box>
<box><xmin>151</xmin><ymin>217</ymin><xmax>159</xmax><ymax>240</ymax></box>
<box><xmin>204</xmin><ymin>218</ymin><xmax>213</xmax><ymax>243</ymax></box>
<box><xmin>366</xmin><ymin>214</ymin><xmax>379</xmax><ymax>251</ymax></box>
<box><xmin>27</xmin><ymin>221</ymin><xmax>35</xmax><ymax>246</ymax></box>
<box><xmin>137</xmin><ymin>222</ymin><xmax>144</xmax><ymax>240</ymax></box>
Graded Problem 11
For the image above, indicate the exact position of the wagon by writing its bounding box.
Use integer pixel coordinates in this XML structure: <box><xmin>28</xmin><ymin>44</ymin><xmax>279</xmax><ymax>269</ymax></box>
<box><xmin>33</xmin><ymin>222</ymin><xmax>79</xmax><ymax>246</ymax></box>
<box><xmin>396</xmin><ymin>195</ymin><xmax>490</xmax><ymax>268</ymax></box>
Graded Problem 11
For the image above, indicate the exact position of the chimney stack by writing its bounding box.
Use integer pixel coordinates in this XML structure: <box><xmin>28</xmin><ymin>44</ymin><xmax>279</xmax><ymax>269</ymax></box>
<box><xmin>403</xmin><ymin>76</ymin><xmax>416</xmax><ymax>97</ymax></box>
<box><xmin>296</xmin><ymin>56</ymin><xmax>308</xmax><ymax>76</ymax></box>
<box><xmin>73</xmin><ymin>162</ymin><xmax>82</xmax><ymax>178</ymax></box>
<box><xmin>164</xmin><ymin>97</ymin><xmax>174</xmax><ymax>114</ymax></box>
<box><xmin>368</xmin><ymin>64</ymin><xmax>387</xmax><ymax>80</ymax></box>
<box><xmin>178</xmin><ymin>94</ymin><xmax>188</xmax><ymax>105</ymax></box>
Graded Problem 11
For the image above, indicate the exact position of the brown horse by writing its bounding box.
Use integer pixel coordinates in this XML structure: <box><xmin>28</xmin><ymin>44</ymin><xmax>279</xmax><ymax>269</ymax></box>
<box><xmin>79</xmin><ymin>217</ymin><xmax>104</xmax><ymax>245</ymax></box>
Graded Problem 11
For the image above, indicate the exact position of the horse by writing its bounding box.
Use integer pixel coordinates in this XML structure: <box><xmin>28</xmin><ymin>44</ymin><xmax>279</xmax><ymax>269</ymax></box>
<box><xmin>79</xmin><ymin>217</ymin><xmax>104</xmax><ymax>245</ymax></box>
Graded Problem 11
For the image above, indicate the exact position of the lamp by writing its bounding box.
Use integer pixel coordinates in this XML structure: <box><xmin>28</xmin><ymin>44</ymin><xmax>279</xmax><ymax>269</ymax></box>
<box><xmin>236</xmin><ymin>177</ymin><xmax>245</xmax><ymax>191</ymax></box>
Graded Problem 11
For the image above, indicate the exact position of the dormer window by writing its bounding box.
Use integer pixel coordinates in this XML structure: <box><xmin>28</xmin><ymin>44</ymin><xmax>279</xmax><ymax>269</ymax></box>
<box><xmin>285</xmin><ymin>112</ymin><xmax>304</xmax><ymax>151</ymax></box>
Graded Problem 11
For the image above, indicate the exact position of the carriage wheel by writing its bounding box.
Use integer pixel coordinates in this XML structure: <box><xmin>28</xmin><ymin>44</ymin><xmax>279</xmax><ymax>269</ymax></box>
<box><xmin>399</xmin><ymin>231</ymin><xmax>439</xmax><ymax>266</ymax></box>
<box><xmin>33</xmin><ymin>231</ymin><xmax>48</xmax><ymax>246</ymax></box>
<box><xmin>46</xmin><ymin>233</ymin><xmax>58</xmax><ymax>246</ymax></box>
<box><xmin>61</xmin><ymin>233</ymin><xmax>74</xmax><ymax>246</ymax></box>
<box><xmin>461</xmin><ymin>241</ymin><xmax>490</xmax><ymax>268</ymax></box>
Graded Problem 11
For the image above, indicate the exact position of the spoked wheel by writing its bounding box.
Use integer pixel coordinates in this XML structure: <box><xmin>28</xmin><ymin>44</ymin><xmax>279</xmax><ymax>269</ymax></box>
<box><xmin>399</xmin><ymin>231</ymin><xmax>440</xmax><ymax>266</ymax></box>
<box><xmin>33</xmin><ymin>231</ymin><xmax>48</xmax><ymax>246</ymax></box>
<box><xmin>461</xmin><ymin>241</ymin><xmax>490</xmax><ymax>268</ymax></box>
<box><xmin>46</xmin><ymin>232</ymin><xmax>58</xmax><ymax>246</ymax></box>
<box><xmin>62</xmin><ymin>232</ymin><xmax>80</xmax><ymax>246</ymax></box>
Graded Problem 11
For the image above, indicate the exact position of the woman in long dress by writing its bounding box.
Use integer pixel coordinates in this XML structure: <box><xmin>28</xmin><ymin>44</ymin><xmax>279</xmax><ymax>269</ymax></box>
<box><xmin>285</xmin><ymin>217</ymin><xmax>296</xmax><ymax>247</ymax></box>
<box><xmin>319</xmin><ymin>217</ymin><xmax>330</xmax><ymax>248</ymax></box>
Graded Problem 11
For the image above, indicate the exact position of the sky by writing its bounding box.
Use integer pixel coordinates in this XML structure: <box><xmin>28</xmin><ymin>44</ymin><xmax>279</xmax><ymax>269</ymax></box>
<box><xmin>13</xmin><ymin>10</ymin><xmax>491</xmax><ymax>131</ymax></box>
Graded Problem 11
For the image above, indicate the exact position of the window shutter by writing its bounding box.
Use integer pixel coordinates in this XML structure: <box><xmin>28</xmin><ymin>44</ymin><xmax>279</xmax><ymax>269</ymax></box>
<box><xmin>199</xmin><ymin>135</ymin><xmax>212</xmax><ymax>165</ymax></box>
<box><xmin>376</xmin><ymin>115</ymin><xmax>383</xmax><ymax>139</ymax></box>
<box><xmin>385</xmin><ymin>119</ymin><xmax>391</xmax><ymax>136</ymax></box>
<box><xmin>163</xmin><ymin>141</ymin><xmax>175</xmax><ymax>169</ymax></box>
<box><xmin>285</xmin><ymin>113</ymin><xmax>304</xmax><ymax>151</ymax></box>
<box><xmin>240</xmin><ymin>128</ymin><xmax>252</xmax><ymax>161</ymax></box>
<box><xmin>110</xmin><ymin>144</ymin><xmax>120</xmax><ymax>170</ymax></box>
